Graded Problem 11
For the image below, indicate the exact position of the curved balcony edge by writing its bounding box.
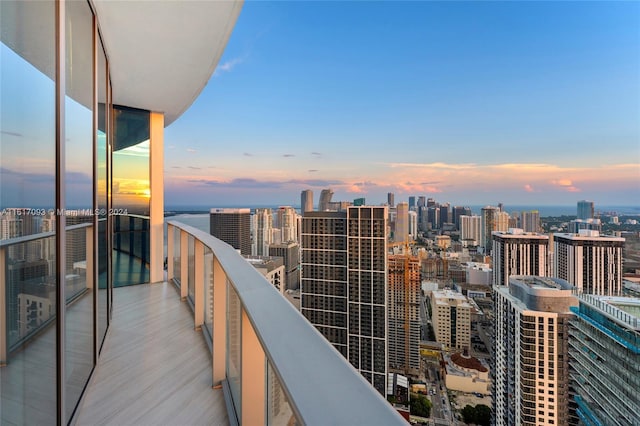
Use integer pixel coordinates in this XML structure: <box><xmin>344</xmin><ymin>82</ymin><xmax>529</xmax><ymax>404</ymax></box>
<box><xmin>167</xmin><ymin>220</ymin><xmax>405</xmax><ymax>426</ymax></box>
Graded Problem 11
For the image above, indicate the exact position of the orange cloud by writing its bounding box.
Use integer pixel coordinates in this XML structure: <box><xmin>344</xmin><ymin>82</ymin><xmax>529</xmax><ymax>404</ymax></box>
<box><xmin>551</xmin><ymin>179</ymin><xmax>573</xmax><ymax>187</ymax></box>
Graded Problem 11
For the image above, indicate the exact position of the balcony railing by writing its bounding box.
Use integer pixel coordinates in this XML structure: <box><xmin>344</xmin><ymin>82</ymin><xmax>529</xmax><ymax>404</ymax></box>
<box><xmin>167</xmin><ymin>220</ymin><xmax>404</xmax><ymax>425</ymax></box>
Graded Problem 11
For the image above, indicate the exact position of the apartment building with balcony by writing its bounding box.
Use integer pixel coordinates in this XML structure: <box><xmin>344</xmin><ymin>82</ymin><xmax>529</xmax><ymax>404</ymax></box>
<box><xmin>388</xmin><ymin>253</ymin><xmax>421</xmax><ymax>376</ymax></box>
<box><xmin>554</xmin><ymin>230</ymin><xmax>625</xmax><ymax>296</ymax></box>
<box><xmin>0</xmin><ymin>2</ymin><xmax>404</xmax><ymax>424</ymax></box>
<box><xmin>492</xmin><ymin>228</ymin><xmax>549</xmax><ymax>286</ymax></box>
<box><xmin>493</xmin><ymin>276</ymin><xmax>578</xmax><ymax>426</ymax></box>
<box><xmin>569</xmin><ymin>295</ymin><xmax>640</xmax><ymax>425</ymax></box>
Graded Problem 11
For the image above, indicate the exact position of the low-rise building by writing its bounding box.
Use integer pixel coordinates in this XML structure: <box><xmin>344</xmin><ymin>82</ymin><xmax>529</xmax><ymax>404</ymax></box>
<box><xmin>444</xmin><ymin>351</ymin><xmax>491</xmax><ymax>395</ymax></box>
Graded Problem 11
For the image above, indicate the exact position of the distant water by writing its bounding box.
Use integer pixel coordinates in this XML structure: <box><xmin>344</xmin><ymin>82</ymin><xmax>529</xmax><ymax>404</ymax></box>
<box><xmin>469</xmin><ymin>205</ymin><xmax>640</xmax><ymax>216</ymax></box>
<box><xmin>165</xmin><ymin>213</ymin><xmax>210</xmax><ymax>233</ymax></box>
<box><xmin>166</xmin><ymin>205</ymin><xmax>640</xmax><ymax>217</ymax></box>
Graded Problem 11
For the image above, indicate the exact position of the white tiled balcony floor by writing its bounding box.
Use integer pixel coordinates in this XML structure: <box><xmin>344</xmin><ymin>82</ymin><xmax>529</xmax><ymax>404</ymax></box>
<box><xmin>76</xmin><ymin>282</ymin><xmax>228</xmax><ymax>426</ymax></box>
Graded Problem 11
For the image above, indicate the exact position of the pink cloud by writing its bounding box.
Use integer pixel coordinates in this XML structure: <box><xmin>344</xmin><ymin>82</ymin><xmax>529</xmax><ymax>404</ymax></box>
<box><xmin>347</xmin><ymin>184</ymin><xmax>364</xmax><ymax>193</ymax></box>
<box><xmin>524</xmin><ymin>184</ymin><xmax>535</xmax><ymax>192</ymax></box>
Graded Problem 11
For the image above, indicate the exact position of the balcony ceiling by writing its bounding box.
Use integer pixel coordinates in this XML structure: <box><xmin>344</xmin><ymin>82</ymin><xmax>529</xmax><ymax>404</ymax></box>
<box><xmin>94</xmin><ymin>0</ymin><xmax>243</xmax><ymax>126</ymax></box>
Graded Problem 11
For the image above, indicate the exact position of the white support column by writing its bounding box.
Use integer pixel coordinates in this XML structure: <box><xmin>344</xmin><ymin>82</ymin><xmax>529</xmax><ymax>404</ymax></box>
<box><xmin>85</xmin><ymin>225</ymin><xmax>94</xmax><ymax>289</ymax></box>
<box><xmin>180</xmin><ymin>231</ymin><xmax>188</xmax><ymax>300</ymax></box>
<box><xmin>149</xmin><ymin>111</ymin><xmax>164</xmax><ymax>283</ymax></box>
<box><xmin>241</xmin><ymin>308</ymin><xmax>266</xmax><ymax>426</ymax></box>
<box><xmin>194</xmin><ymin>240</ymin><xmax>204</xmax><ymax>330</ymax></box>
<box><xmin>0</xmin><ymin>246</ymin><xmax>6</xmax><ymax>366</ymax></box>
<box><xmin>167</xmin><ymin>224</ymin><xmax>174</xmax><ymax>281</ymax></box>
<box><xmin>212</xmin><ymin>256</ymin><xmax>227</xmax><ymax>385</ymax></box>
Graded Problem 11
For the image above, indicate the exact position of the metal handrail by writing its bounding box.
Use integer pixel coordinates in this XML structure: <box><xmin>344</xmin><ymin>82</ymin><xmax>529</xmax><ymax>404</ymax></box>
<box><xmin>167</xmin><ymin>220</ymin><xmax>405</xmax><ymax>425</ymax></box>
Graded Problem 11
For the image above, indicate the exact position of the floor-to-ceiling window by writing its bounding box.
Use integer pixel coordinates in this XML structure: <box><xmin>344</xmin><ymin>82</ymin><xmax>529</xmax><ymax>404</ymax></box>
<box><xmin>0</xmin><ymin>1</ymin><xmax>113</xmax><ymax>423</ymax></box>
<box><xmin>0</xmin><ymin>1</ymin><xmax>58</xmax><ymax>423</ymax></box>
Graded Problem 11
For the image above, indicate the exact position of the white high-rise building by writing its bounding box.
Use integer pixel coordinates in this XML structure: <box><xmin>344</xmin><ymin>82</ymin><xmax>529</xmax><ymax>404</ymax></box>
<box><xmin>492</xmin><ymin>228</ymin><xmax>549</xmax><ymax>286</ymax></box>
<box><xmin>460</xmin><ymin>215</ymin><xmax>481</xmax><ymax>246</ymax></box>
<box><xmin>251</xmin><ymin>208</ymin><xmax>273</xmax><ymax>256</ymax></box>
<box><xmin>408</xmin><ymin>210</ymin><xmax>417</xmax><ymax>240</ymax></box>
<box><xmin>277</xmin><ymin>206</ymin><xmax>298</xmax><ymax>243</ymax></box>
<box><xmin>554</xmin><ymin>230</ymin><xmax>624</xmax><ymax>295</ymax></box>
<box><xmin>493</xmin><ymin>276</ymin><xmax>577</xmax><ymax>426</ymax></box>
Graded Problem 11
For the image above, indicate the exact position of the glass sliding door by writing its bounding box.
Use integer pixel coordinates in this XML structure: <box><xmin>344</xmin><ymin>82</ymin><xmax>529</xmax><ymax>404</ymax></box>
<box><xmin>0</xmin><ymin>1</ymin><xmax>57</xmax><ymax>424</ymax></box>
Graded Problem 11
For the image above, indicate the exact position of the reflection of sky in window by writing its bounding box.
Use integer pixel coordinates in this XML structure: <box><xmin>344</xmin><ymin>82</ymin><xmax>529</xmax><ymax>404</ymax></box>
<box><xmin>1</xmin><ymin>42</ymin><xmax>55</xmax><ymax>208</ymax></box>
<box><xmin>1</xmin><ymin>42</ymin><xmax>95</xmax><ymax>208</ymax></box>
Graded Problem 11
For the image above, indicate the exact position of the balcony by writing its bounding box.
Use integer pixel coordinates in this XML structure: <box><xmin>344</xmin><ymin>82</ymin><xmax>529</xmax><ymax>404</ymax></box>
<box><xmin>1</xmin><ymin>220</ymin><xmax>404</xmax><ymax>424</ymax></box>
<box><xmin>157</xmin><ymin>220</ymin><xmax>404</xmax><ymax>424</ymax></box>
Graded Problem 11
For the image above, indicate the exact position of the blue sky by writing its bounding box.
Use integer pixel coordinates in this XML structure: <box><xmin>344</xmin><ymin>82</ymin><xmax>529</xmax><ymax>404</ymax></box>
<box><xmin>164</xmin><ymin>1</ymin><xmax>639</xmax><ymax>208</ymax></box>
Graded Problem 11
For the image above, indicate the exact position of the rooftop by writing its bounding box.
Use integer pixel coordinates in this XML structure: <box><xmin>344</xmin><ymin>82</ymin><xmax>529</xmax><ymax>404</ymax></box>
<box><xmin>580</xmin><ymin>294</ymin><xmax>640</xmax><ymax>332</ymax></box>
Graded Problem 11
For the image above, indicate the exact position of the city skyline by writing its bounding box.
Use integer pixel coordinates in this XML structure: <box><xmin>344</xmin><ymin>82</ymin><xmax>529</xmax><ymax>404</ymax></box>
<box><xmin>162</xmin><ymin>1</ymin><xmax>639</xmax><ymax>206</ymax></box>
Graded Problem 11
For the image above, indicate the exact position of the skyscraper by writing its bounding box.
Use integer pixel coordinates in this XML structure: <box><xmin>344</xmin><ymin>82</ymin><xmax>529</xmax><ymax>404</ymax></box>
<box><xmin>408</xmin><ymin>196</ymin><xmax>416</xmax><ymax>210</ymax></box>
<box><xmin>387</xmin><ymin>192</ymin><xmax>395</xmax><ymax>207</ymax></box>
<box><xmin>481</xmin><ymin>206</ymin><xmax>499</xmax><ymax>251</ymax></box>
<box><xmin>388</xmin><ymin>254</ymin><xmax>421</xmax><ymax>375</ymax></box>
<box><xmin>460</xmin><ymin>215</ymin><xmax>482</xmax><ymax>246</ymax></box>
<box><xmin>491</xmin><ymin>229</ymin><xmax>549</xmax><ymax>286</ymax></box>
<box><xmin>318</xmin><ymin>188</ymin><xmax>334</xmax><ymax>211</ymax></box>
<box><xmin>453</xmin><ymin>206</ymin><xmax>471</xmax><ymax>230</ymax></box>
<box><xmin>251</xmin><ymin>208</ymin><xmax>273</xmax><ymax>256</ymax></box>
<box><xmin>395</xmin><ymin>202</ymin><xmax>409</xmax><ymax>243</ymax></box>
<box><xmin>577</xmin><ymin>200</ymin><xmax>594</xmax><ymax>220</ymax></box>
<box><xmin>301</xmin><ymin>206</ymin><xmax>388</xmax><ymax>395</ymax></box>
<box><xmin>493</xmin><ymin>276</ymin><xmax>578</xmax><ymax>426</ymax></box>
<box><xmin>276</xmin><ymin>206</ymin><xmax>298</xmax><ymax>243</ymax></box>
<box><xmin>408</xmin><ymin>211</ymin><xmax>417</xmax><ymax>240</ymax></box>
<box><xmin>301</xmin><ymin>189</ymin><xmax>314</xmax><ymax>213</ymax></box>
<box><xmin>438</xmin><ymin>203</ymin><xmax>451</xmax><ymax>228</ymax></box>
<box><xmin>520</xmin><ymin>210</ymin><xmax>540</xmax><ymax>233</ymax></box>
<box><xmin>554</xmin><ymin>230</ymin><xmax>624</xmax><ymax>295</ymax></box>
<box><xmin>568</xmin><ymin>295</ymin><xmax>640</xmax><ymax>424</ymax></box>
<box><xmin>427</xmin><ymin>206</ymin><xmax>439</xmax><ymax>230</ymax></box>
<box><xmin>209</xmin><ymin>208</ymin><xmax>251</xmax><ymax>255</ymax></box>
